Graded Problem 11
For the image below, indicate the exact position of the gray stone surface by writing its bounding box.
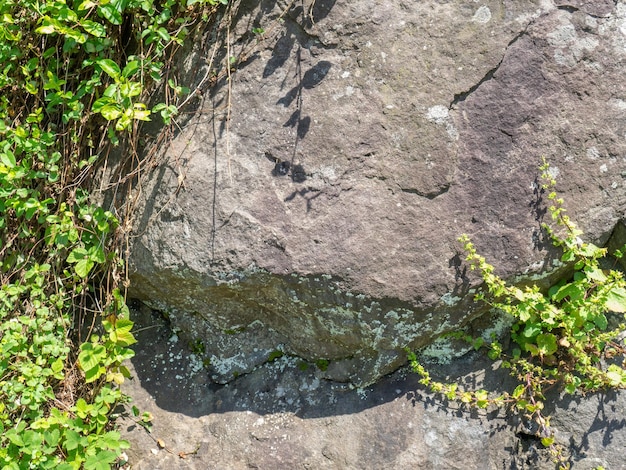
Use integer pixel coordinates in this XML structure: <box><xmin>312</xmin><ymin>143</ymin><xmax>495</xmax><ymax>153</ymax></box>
<box><xmin>118</xmin><ymin>303</ymin><xmax>626</xmax><ymax>469</ymax></box>
<box><xmin>124</xmin><ymin>0</ymin><xmax>626</xmax><ymax>385</ymax></box>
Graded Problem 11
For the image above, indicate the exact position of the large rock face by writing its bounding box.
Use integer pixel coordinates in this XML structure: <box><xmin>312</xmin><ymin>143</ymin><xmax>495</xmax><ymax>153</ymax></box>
<box><xmin>127</xmin><ymin>0</ymin><xmax>626</xmax><ymax>385</ymax></box>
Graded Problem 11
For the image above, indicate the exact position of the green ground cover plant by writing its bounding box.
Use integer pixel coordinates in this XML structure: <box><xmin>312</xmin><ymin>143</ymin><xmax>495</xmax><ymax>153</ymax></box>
<box><xmin>0</xmin><ymin>0</ymin><xmax>226</xmax><ymax>467</ymax></box>
<box><xmin>408</xmin><ymin>159</ymin><xmax>626</xmax><ymax>469</ymax></box>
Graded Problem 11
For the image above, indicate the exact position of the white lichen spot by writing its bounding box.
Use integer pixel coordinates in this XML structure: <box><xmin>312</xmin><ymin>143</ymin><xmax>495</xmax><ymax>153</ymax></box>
<box><xmin>341</xmin><ymin>71</ymin><xmax>350</xmax><ymax>78</ymax></box>
<box><xmin>425</xmin><ymin>105</ymin><xmax>458</xmax><ymax>140</ymax></box>
<box><xmin>188</xmin><ymin>354</ymin><xmax>204</xmax><ymax>374</ymax></box>
<box><xmin>472</xmin><ymin>6</ymin><xmax>492</xmax><ymax>24</ymax></box>
<box><xmin>210</xmin><ymin>353</ymin><xmax>250</xmax><ymax>376</ymax></box>
<box><xmin>385</xmin><ymin>311</ymin><xmax>400</xmax><ymax>320</ymax></box>
<box><xmin>318</xmin><ymin>165</ymin><xmax>337</xmax><ymax>182</ymax></box>
<box><xmin>547</xmin><ymin>23</ymin><xmax>577</xmax><ymax>47</ymax></box>
<box><xmin>611</xmin><ymin>99</ymin><xmax>626</xmax><ymax>110</ymax></box>
<box><xmin>551</xmin><ymin>258</ymin><xmax>564</xmax><ymax>268</ymax></box>
<box><xmin>299</xmin><ymin>377</ymin><xmax>320</xmax><ymax>392</ymax></box>
<box><xmin>419</xmin><ymin>336</ymin><xmax>471</xmax><ymax>364</ymax></box>
<box><xmin>480</xmin><ymin>311</ymin><xmax>515</xmax><ymax>342</ymax></box>
<box><xmin>600</xmin><ymin>164</ymin><xmax>608</xmax><ymax>173</ymax></box>
<box><xmin>426</xmin><ymin>105</ymin><xmax>449</xmax><ymax>124</ymax></box>
<box><xmin>440</xmin><ymin>292</ymin><xmax>461</xmax><ymax>306</ymax></box>
<box><xmin>547</xmin><ymin>21</ymin><xmax>599</xmax><ymax>67</ymax></box>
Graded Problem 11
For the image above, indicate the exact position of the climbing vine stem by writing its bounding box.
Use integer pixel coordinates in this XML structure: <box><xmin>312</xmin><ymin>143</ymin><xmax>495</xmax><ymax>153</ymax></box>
<box><xmin>408</xmin><ymin>158</ymin><xmax>626</xmax><ymax>470</ymax></box>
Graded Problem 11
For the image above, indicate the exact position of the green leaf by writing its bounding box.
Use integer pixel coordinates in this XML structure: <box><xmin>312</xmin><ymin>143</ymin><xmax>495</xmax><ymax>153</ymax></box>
<box><xmin>57</xmin><ymin>6</ymin><xmax>79</xmax><ymax>22</ymax></box>
<box><xmin>75</xmin><ymin>258</ymin><xmax>95</xmax><ymax>278</ymax></box>
<box><xmin>474</xmin><ymin>389</ymin><xmax>489</xmax><ymax>408</ymax></box>
<box><xmin>67</xmin><ymin>247</ymin><xmax>88</xmax><ymax>263</ymax></box>
<box><xmin>472</xmin><ymin>337</ymin><xmax>484</xmax><ymax>350</ymax></box>
<box><xmin>22</xmin><ymin>430</ymin><xmax>43</xmax><ymax>450</ymax></box>
<box><xmin>122</xmin><ymin>60</ymin><xmax>140</xmax><ymax>78</ymax></box>
<box><xmin>606</xmin><ymin>287</ymin><xmax>626</xmax><ymax>313</ymax></box>
<box><xmin>585</xmin><ymin>267</ymin><xmax>607</xmax><ymax>283</ymax></box>
<box><xmin>63</xmin><ymin>430</ymin><xmax>87</xmax><ymax>451</ymax></box>
<box><xmin>98</xmin><ymin>3</ymin><xmax>123</xmax><ymax>25</ymax></box>
<box><xmin>517</xmin><ymin>303</ymin><xmax>533</xmax><ymax>322</ymax></box>
<box><xmin>84</xmin><ymin>450</ymin><xmax>118</xmax><ymax>470</ymax></box>
<box><xmin>110</xmin><ymin>318</ymin><xmax>136</xmax><ymax>346</ymax></box>
<box><xmin>521</xmin><ymin>323</ymin><xmax>541</xmax><ymax>339</ymax></box>
<box><xmin>44</xmin><ymin>428</ymin><xmax>60</xmax><ymax>447</ymax></box>
<box><xmin>50</xmin><ymin>358</ymin><xmax>65</xmax><ymax>374</ymax></box>
<box><xmin>92</xmin><ymin>96</ymin><xmax>114</xmax><ymax>113</ymax></box>
<box><xmin>84</xmin><ymin>365</ymin><xmax>105</xmax><ymax>383</ymax></box>
<box><xmin>1</xmin><ymin>149</ymin><xmax>16</xmax><ymax>168</ymax></box>
<box><xmin>525</xmin><ymin>343</ymin><xmax>539</xmax><ymax>356</ymax></box>
<box><xmin>536</xmin><ymin>333</ymin><xmax>557</xmax><ymax>356</ymax></box>
<box><xmin>155</xmin><ymin>27</ymin><xmax>171</xmax><ymax>42</ymax></box>
<box><xmin>552</xmin><ymin>282</ymin><xmax>582</xmax><ymax>302</ymax></box>
<box><xmin>5</xmin><ymin>428</ymin><xmax>24</xmax><ymax>446</ymax></box>
<box><xmin>580</xmin><ymin>243</ymin><xmax>604</xmax><ymax>258</ymax></box>
<box><xmin>35</xmin><ymin>17</ymin><xmax>58</xmax><ymax>35</ymax></box>
<box><xmin>78</xmin><ymin>343</ymin><xmax>107</xmax><ymax>372</ymax></box>
<box><xmin>81</xmin><ymin>20</ymin><xmax>106</xmax><ymax>38</ymax></box>
<box><xmin>88</xmin><ymin>245</ymin><xmax>106</xmax><ymax>263</ymax></box>
<box><xmin>99</xmin><ymin>104</ymin><xmax>123</xmax><ymax>121</ymax></box>
<box><xmin>511</xmin><ymin>384</ymin><xmax>525</xmax><ymax>399</ymax></box>
<box><xmin>78</xmin><ymin>0</ymin><xmax>98</xmax><ymax>10</ymax></box>
<box><xmin>605</xmin><ymin>365</ymin><xmax>625</xmax><ymax>387</ymax></box>
<box><xmin>96</xmin><ymin>59</ymin><xmax>121</xmax><ymax>79</ymax></box>
<box><xmin>593</xmin><ymin>313</ymin><xmax>608</xmax><ymax>330</ymax></box>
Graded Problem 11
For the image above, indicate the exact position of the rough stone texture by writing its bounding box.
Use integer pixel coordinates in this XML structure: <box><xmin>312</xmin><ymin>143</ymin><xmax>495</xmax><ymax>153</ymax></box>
<box><xmin>125</xmin><ymin>0</ymin><xmax>626</xmax><ymax>385</ymax></box>
<box><xmin>118</xmin><ymin>304</ymin><xmax>626</xmax><ymax>469</ymax></box>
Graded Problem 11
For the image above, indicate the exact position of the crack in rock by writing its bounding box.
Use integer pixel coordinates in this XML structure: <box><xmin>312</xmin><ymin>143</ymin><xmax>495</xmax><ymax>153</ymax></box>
<box><xmin>449</xmin><ymin>28</ymin><xmax>531</xmax><ymax>109</ymax></box>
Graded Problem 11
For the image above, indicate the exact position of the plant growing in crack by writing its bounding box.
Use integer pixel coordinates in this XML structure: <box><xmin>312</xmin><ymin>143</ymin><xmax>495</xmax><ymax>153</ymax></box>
<box><xmin>408</xmin><ymin>158</ymin><xmax>626</xmax><ymax>469</ymax></box>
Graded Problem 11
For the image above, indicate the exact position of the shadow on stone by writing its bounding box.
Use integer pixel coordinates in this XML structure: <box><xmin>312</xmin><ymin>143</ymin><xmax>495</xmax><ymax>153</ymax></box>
<box><xmin>125</xmin><ymin>301</ymin><xmax>513</xmax><ymax>420</ymax></box>
<box><xmin>121</xmin><ymin>301</ymin><xmax>626</xmax><ymax>469</ymax></box>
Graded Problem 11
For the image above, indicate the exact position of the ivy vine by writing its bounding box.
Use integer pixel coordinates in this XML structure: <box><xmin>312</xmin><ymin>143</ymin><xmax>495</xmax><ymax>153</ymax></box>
<box><xmin>408</xmin><ymin>159</ymin><xmax>626</xmax><ymax>469</ymax></box>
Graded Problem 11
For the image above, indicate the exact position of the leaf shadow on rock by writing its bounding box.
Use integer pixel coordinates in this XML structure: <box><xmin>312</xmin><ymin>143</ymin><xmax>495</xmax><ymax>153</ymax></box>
<box><xmin>206</xmin><ymin>0</ymin><xmax>334</xmax><ymax>198</ymax></box>
<box><xmin>556</xmin><ymin>389</ymin><xmax>626</xmax><ymax>461</ymax></box>
<box><xmin>303</xmin><ymin>0</ymin><xmax>337</xmax><ymax>28</ymax></box>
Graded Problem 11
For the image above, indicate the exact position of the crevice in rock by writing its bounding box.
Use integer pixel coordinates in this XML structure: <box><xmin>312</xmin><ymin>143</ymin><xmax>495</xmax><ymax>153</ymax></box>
<box><xmin>555</xmin><ymin>1</ymin><xmax>616</xmax><ymax>18</ymax></box>
<box><xmin>556</xmin><ymin>4</ymin><xmax>579</xmax><ymax>14</ymax></box>
<box><xmin>400</xmin><ymin>183</ymin><xmax>450</xmax><ymax>200</ymax></box>
<box><xmin>449</xmin><ymin>29</ymin><xmax>528</xmax><ymax>109</ymax></box>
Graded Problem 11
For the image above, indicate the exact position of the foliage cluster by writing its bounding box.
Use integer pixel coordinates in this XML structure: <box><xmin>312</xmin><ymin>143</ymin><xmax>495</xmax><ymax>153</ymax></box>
<box><xmin>408</xmin><ymin>159</ymin><xmax>626</xmax><ymax>469</ymax></box>
<box><xmin>0</xmin><ymin>0</ymin><xmax>226</xmax><ymax>467</ymax></box>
